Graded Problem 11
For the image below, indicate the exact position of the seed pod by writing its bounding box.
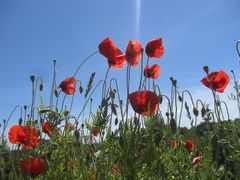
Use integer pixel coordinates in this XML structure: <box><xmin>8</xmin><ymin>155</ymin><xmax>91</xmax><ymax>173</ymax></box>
<box><xmin>193</xmin><ymin>107</ymin><xmax>199</xmax><ymax>117</ymax></box>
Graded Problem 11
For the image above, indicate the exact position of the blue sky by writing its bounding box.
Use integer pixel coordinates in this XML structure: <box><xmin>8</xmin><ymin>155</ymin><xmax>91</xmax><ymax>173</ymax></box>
<box><xmin>0</xmin><ymin>0</ymin><xmax>240</xmax><ymax>127</ymax></box>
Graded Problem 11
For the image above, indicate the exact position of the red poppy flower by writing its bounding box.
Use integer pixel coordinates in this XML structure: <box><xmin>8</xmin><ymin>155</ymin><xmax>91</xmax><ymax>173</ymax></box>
<box><xmin>192</xmin><ymin>156</ymin><xmax>204</xmax><ymax>166</ymax></box>
<box><xmin>42</xmin><ymin>122</ymin><xmax>59</xmax><ymax>137</ymax></box>
<box><xmin>201</xmin><ymin>70</ymin><xmax>230</xmax><ymax>93</ymax></box>
<box><xmin>92</xmin><ymin>129</ymin><xmax>100</xmax><ymax>137</ymax></box>
<box><xmin>98</xmin><ymin>37</ymin><xmax>116</xmax><ymax>59</ymax></box>
<box><xmin>185</xmin><ymin>140</ymin><xmax>194</xmax><ymax>152</ymax></box>
<box><xmin>20</xmin><ymin>158</ymin><xmax>46</xmax><ymax>178</ymax></box>
<box><xmin>42</xmin><ymin>122</ymin><xmax>51</xmax><ymax>136</ymax></box>
<box><xmin>128</xmin><ymin>91</ymin><xmax>159</xmax><ymax>116</ymax></box>
<box><xmin>107</xmin><ymin>48</ymin><xmax>126</xmax><ymax>69</ymax></box>
<box><xmin>125</xmin><ymin>39</ymin><xmax>142</xmax><ymax>67</ymax></box>
<box><xmin>99</xmin><ymin>38</ymin><xmax>126</xmax><ymax>69</ymax></box>
<box><xmin>170</xmin><ymin>140</ymin><xmax>177</xmax><ymax>149</ymax></box>
<box><xmin>145</xmin><ymin>38</ymin><xmax>164</xmax><ymax>58</ymax></box>
<box><xmin>144</xmin><ymin>64</ymin><xmax>160</xmax><ymax>79</ymax></box>
<box><xmin>59</xmin><ymin>77</ymin><xmax>76</xmax><ymax>95</ymax></box>
<box><xmin>8</xmin><ymin>125</ymin><xmax>40</xmax><ymax>149</ymax></box>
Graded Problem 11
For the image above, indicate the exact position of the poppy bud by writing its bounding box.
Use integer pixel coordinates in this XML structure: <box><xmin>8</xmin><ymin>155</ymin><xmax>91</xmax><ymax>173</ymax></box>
<box><xmin>170</xmin><ymin>118</ymin><xmax>177</xmax><ymax>134</ymax></box>
<box><xmin>30</xmin><ymin>75</ymin><xmax>35</xmax><ymax>82</ymax></box>
<box><xmin>203</xmin><ymin>66</ymin><xmax>209</xmax><ymax>74</ymax></box>
<box><xmin>39</xmin><ymin>83</ymin><xmax>44</xmax><ymax>91</ymax></box>
<box><xmin>114</xmin><ymin>118</ymin><xmax>118</xmax><ymax>125</ymax></box>
<box><xmin>79</xmin><ymin>85</ymin><xmax>84</xmax><ymax>94</ymax></box>
<box><xmin>216</xmin><ymin>100</ymin><xmax>221</xmax><ymax>106</ymax></box>
<box><xmin>178</xmin><ymin>96</ymin><xmax>183</xmax><ymax>102</ymax></box>
<box><xmin>158</xmin><ymin>95</ymin><xmax>163</xmax><ymax>104</ymax></box>
<box><xmin>54</xmin><ymin>89</ymin><xmax>59</xmax><ymax>97</ymax></box>
<box><xmin>170</xmin><ymin>77</ymin><xmax>173</xmax><ymax>82</ymax></box>
<box><xmin>18</xmin><ymin>118</ymin><xmax>23</xmax><ymax>125</ymax></box>
<box><xmin>165</xmin><ymin>112</ymin><xmax>169</xmax><ymax>117</ymax></box>
<box><xmin>193</xmin><ymin>107</ymin><xmax>199</xmax><ymax>117</ymax></box>
<box><xmin>201</xmin><ymin>107</ymin><xmax>206</xmax><ymax>117</ymax></box>
<box><xmin>81</xmin><ymin>123</ymin><xmax>84</xmax><ymax>128</ymax></box>
<box><xmin>23</xmin><ymin>105</ymin><xmax>27</xmax><ymax>110</ymax></box>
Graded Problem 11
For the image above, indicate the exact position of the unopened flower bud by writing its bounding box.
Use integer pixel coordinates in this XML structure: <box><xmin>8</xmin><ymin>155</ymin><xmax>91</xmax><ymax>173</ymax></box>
<box><xmin>39</xmin><ymin>83</ymin><xmax>44</xmax><ymax>91</ymax></box>
<box><xmin>54</xmin><ymin>89</ymin><xmax>59</xmax><ymax>97</ymax></box>
<box><xmin>193</xmin><ymin>107</ymin><xmax>199</xmax><ymax>117</ymax></box>
<box><xmin>203</xmin><ymin>66</ymin><xmax>209</xmax><ymax>74</ymax></box>
<box><xmin>30</xmin><ymin>75</ymin><xmax>35</xmax><ymax>82</ymax></box>
<box><xmin>201</xmin><ymin>107</ymin><xmax>206</xmax><ymax>117</ymax></box>
<box><xmin>18</xmin><ymin>118</ymin><xmax>23</xmax><ymax>125</ymax></box>
<box><xmin>178</xmin><ymin>96</ymin><xmax>183</xmax><ymax>102</ymax></box>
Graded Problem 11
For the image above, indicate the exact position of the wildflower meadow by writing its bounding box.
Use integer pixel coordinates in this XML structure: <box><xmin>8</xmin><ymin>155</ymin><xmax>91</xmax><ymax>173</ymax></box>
<box><xmin>1</xmin><ymin>38</ymin><xmax>240</xmax><ymax>179</ymax></box>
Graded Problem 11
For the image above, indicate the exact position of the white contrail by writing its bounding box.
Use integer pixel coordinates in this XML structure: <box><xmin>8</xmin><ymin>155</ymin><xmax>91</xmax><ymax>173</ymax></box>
<box><xmin>136</xmin><ymin>0</ymin><xmax>141</xmax><ymax>40</ymax></box>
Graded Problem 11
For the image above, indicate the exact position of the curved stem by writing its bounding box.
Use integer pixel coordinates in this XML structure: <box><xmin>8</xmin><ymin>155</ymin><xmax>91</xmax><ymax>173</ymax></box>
<box><xmin>1</xmin><ymin>105</ymin><xmax>22</xmax><ymax>139</ymax></box>
<box><xmin>110</xmin><ymin>78</ymin><xmax>124</xmax><ymax>121</ymax></box>
<box><xmin>220</xmin><ymin>101</ymin><xmax>230</xmax><ymax>120</ymax></box>
<box><xmin>73</xmin><ymin>50</ymin><xmax>99</xmax><ymax>77</ymax></box>
<box><xmin>236</xmin><ymin>40</ymin><xmax>240</xmax><ymax>58</ymax></box>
